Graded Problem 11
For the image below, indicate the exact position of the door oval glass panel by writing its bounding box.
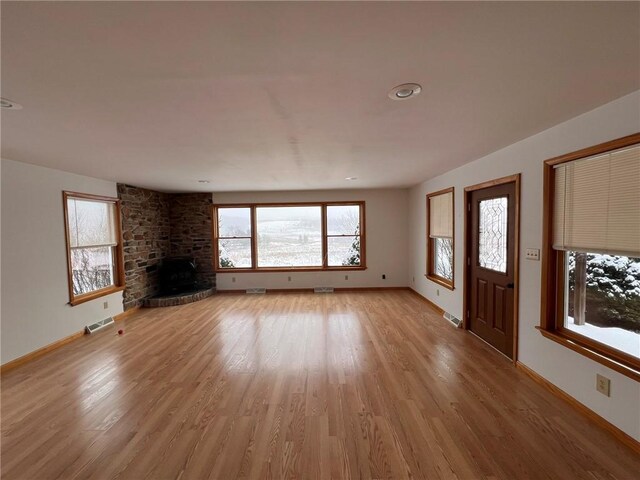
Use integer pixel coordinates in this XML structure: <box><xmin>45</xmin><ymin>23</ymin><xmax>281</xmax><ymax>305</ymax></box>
<box><xmin>478</xmin><ymin>197</ymin><xmax>508</xmax><ymax>273</ymax></box>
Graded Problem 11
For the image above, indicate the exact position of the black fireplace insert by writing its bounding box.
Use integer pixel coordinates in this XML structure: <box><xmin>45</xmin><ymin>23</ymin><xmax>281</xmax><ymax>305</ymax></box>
<box><xmin>159</xmin><ymin>257</ymin><xmax>198</xmax><ymax>294</ymax></box>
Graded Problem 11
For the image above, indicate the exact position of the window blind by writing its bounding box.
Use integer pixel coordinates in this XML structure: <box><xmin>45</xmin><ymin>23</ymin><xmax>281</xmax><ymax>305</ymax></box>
<box><xmin>429</xmin><ymin>191</ymin><xmax>453</xmax><ymax>238</ymax></box>
<box><xmin>67</xmin><ymin>198</ymin><xmax>118</xmax><ymax>248</ymax></box>
<box><xmin>553</xmin><ymin>144</ymin><xmax>640</xmax><ymax>256</ymax></box>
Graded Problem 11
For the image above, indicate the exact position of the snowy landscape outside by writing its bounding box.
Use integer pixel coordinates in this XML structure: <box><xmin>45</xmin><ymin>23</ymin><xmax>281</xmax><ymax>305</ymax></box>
<box><xmin>218</xmin><ymin>205</ymin><xmax>360</xmax><ymax>268</ymax></box>
<box><xmin>566</xmin><ymin>252</ymin><xmax>640</xmax><ymax>358</ymax></box>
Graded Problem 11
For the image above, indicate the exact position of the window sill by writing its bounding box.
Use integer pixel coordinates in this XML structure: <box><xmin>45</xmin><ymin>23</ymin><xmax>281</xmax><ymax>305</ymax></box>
<box><xmin>425</xmin><ymin>274</ymin><xmax>454</xmax><ymax>290</ymax></box>
<box><xmin>69</xmin><ymin>285</ymin><xmax>125</xmax><ymax>306</ymax></box>
<box><xmin>537</xmin><ymin>327</ymin><xmax>640</xmax><ymax>382</ymax></box>
<box><xmin>215</xmin><ymin>266</ymin><xmax>367</xmax><ymax>273</ymax></box>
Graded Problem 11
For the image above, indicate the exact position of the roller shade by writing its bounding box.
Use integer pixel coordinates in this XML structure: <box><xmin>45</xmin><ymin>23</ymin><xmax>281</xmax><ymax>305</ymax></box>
<box><xmin>553</xmin><ymin>144</ymin><xmax>640</xmax><ymax>256</ymax></box>
<box><xmin>429</xmin><ymin>191</ymin><xmax>453</xmax><ymax>238</ymax></box>
<box><xmin>67</xmin><ymin>198</ymin><xmax>118</xmax><ymax>248</ymax></box>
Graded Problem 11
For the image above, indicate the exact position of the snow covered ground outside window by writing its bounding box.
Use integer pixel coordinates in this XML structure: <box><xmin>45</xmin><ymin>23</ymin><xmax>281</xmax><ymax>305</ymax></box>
<box><xmin>217</xmin><ymin>205</ymin><xmax>361</xmax><ymax>268</ymax></box>
<box><xmin>567</xmin><ymin>252</ymin><xmax>640</xmax><ymax>332</ymax></box>
<box><xmin>566</xmin><ymin>316</ymin><xmax>640</xmax><ymax>358</ymax></box>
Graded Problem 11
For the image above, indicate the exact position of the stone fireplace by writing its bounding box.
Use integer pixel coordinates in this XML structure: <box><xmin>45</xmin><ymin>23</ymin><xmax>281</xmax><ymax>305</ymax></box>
<box><xmin>117</xmin><ymin>185</ymin><xmax>216</xmax><ymax>310</ymax></box>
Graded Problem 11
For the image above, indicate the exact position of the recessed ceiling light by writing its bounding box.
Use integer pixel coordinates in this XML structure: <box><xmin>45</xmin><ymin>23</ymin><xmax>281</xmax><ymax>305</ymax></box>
<box><xmin>0</xmin><ymin>97</ymin><xmax>23</xmax><ymax>110</ymax></box>
<box><xmin>345</xmin><ymin>177</ymin><xmax>357</xmax><ymax>181</ymax></box>
<box><xmin>198</xmin><ymin>180</ymin><xmax>210</xmax><ymax>184</ymax></box>
<box><xmin>388</xmin><ymin>83</ymin><xmax>422</xmax><ymax>101</ymax></box>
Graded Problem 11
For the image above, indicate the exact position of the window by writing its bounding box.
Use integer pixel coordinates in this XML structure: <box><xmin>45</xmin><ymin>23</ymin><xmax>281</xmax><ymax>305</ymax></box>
<box><xmin>214</xmin><ymin>202</ymin><xmax>365</xmax><ymax>271</ymax></box>
<box><xmin>326</xmin><ymin>204</ymin><xmax>362</xmax><ymax>267</ymax></box>
<box><xmin>427</xmin><ymin>188</ymin><xmax>454</xmax><ymax>289</ymax></box>
<box><xmin>257</xmin><ymin>206</ymin><xmax>323</xmax><ymax>267</ymax></box>
<box><xmin>63</xmin><ymin>192</ymin><xmax>125</xmax><ymax>305</ymax></box>
<box><xmin>478</xmin><ymin>197</ymin><xmax>508</xmax><ymax>273</ymax></box>
<box><xmin>541</xmin><ymin>134</ymin><xmax>640</xmax><ymax>380</ymax></box>
<box><xmin>217</xmin><ymin>207</ymin><xmax>253</xmax><ymax>268</ymax></box>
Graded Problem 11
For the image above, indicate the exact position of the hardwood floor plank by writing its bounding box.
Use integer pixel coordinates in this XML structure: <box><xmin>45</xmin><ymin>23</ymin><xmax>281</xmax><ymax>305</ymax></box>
<box><xmin>1</xmin><ymin>291</ymin><xmax>638</xmax><ymax>480</ymax></box>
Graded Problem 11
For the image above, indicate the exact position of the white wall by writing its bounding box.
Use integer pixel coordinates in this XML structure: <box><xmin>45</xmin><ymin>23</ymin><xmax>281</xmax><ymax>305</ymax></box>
<box><xmin>1</xmin><ymin>159</ymin><xmax>124</xmax><ymax>364</ymax></box>
<box><xmin>213</xmin><ymin>189</ymin><xmax>409</xmax><ymax>290</ymax></box>
<box><xmin>408</xmin><ymin>90</ymin><xmax>640</xmax><ymax>440</ymax></box>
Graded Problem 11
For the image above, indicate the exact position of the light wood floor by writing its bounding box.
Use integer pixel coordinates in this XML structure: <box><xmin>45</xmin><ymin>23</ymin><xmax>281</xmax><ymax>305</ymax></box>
<box><xmin>1</xmin><ymin>291</ymin><xmax>638</xmax><ymax>480</ymax></box>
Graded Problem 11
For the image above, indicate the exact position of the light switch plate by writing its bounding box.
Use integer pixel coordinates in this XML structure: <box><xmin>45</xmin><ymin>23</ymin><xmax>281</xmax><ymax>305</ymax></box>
<box><xmin>525</xmin><ymin>248</ymin><xmax>540</xmax><ymax>261</ymax></box>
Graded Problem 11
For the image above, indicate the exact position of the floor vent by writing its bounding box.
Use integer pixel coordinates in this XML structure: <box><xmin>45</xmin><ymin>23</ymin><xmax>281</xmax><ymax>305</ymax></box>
<box><xmin>314</xmin><ymin>287</ymin><xmax>334</xmax><ymax>293</ymax></box>
<box><xmin>85</xmin><ymin>317</ymin><xmax>115</xmax><ymax>334</ymax></box>
<box><xmin>246</xmin><ymin>288</ymin><xmax>267</xmax><ymax>294</ymax></box>
<box><xmin>443</xmin><ymin>311</ymin><xmax>463</xmax><ymax>328</ymax></box>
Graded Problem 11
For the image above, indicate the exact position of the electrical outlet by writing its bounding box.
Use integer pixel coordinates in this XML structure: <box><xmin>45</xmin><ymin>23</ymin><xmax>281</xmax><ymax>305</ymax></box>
<box><xmin>412</xmin><ymin>276</ymin><xmax>415</xmax><ymax>283</ymax></box>
<box><xmin>232</xmin><ymin>277</ymin><xmax>236</xmax><ymax>283</ymax></box>
<box><xmin>525</xmin><ymin>248</ymin><xmax>540</xmax><ymax>261</ymax></box>
<box><xmin>436</xmin><ymin>289</ymin><xmax>440</xmax><ymax>296</ymax></box>
<box><xmin>103</xmin><ymin>301</ymin><xmax>108</xmax><ymax>309</ymax></box>
<box><xmin>344</xmin><ymin>275</ymin><xmax>348</xmax><ymax>280</ymax></box>
<box><xmin>596</xmin><ymin>374</ymin><xmax>611</xmax><ymax>397</ymax></box>
<box><xmin>288</xmin><ymin>276</ymin><xmax>292</xmax><ymax>282</ymax></box>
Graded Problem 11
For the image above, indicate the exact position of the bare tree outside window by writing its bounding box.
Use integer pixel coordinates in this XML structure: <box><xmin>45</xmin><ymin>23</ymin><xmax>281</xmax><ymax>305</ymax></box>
<box><xmin>71</xmin><ymin>248</ymin><xmax>114</xmax><ymax>294</ymax></box>
<box><xmin>434</xmin><ymin>237</ymin><xmax>453</xmax><ymax>280</ymax></box>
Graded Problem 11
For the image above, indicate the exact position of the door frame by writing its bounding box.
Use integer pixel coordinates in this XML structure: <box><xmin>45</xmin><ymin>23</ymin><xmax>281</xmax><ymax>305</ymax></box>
<box><xmin>463</xmin><ymin>173</ymin><xmax>521</xmax><ymax>364</ymax></box>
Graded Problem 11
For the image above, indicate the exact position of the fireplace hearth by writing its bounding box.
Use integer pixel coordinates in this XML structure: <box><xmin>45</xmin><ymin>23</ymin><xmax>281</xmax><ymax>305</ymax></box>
<box><xmin>143</xmin><ymin>286</ymin><xmax>214</xmax><ymax>307</ymax></box>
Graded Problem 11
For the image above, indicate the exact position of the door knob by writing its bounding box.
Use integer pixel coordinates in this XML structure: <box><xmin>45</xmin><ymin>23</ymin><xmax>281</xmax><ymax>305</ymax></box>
<box><xmin>506</xmin><ymin>283</ymin><xmax>515</xmax><ymax>289</ymax></box>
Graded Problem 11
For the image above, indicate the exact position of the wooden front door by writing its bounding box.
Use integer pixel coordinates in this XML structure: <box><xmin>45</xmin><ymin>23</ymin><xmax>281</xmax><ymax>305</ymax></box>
<box><xmin>467</xmin><ymin>181</ymin><xmax>517</xmax><ymax>358</ymax></box>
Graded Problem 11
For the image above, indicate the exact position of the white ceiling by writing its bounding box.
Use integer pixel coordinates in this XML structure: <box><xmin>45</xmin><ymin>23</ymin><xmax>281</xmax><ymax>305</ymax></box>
<box><xmin>2</xmin><ymin>2</ymin><xmax>639</xmax><ymax>192</ymax></box>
